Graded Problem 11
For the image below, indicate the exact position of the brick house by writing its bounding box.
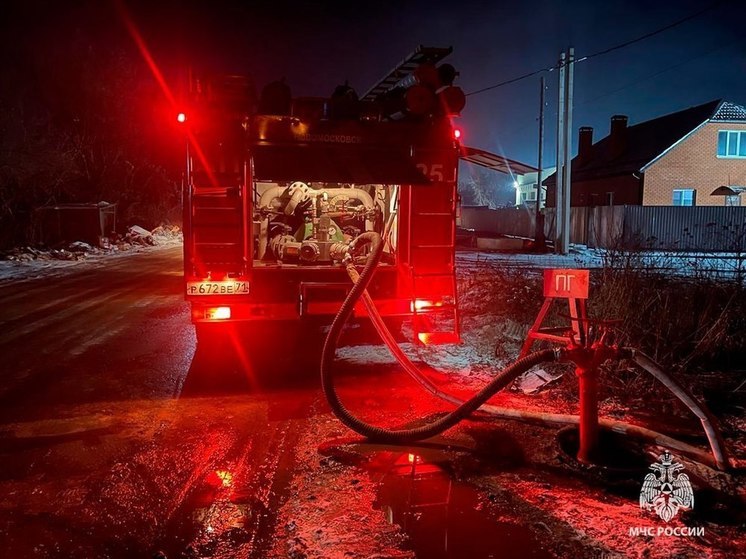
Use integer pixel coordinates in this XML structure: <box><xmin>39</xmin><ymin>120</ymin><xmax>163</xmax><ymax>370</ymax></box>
<box><xmin>544</xmin><ymin>100</ymin><xmax>746</xmax><ymax>207</ymax></box>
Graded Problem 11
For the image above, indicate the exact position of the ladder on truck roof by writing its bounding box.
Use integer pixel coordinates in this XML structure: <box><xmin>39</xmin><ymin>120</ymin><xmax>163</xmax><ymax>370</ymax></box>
<box><xmin>361</xmin><ymin>45</ymin><xmax>453</xmax><ymax>102</ymax></box>
<box><xmin>407</xmin><ymin>182</ymin><xmax>460</xmax><ymax>345</ymax></box>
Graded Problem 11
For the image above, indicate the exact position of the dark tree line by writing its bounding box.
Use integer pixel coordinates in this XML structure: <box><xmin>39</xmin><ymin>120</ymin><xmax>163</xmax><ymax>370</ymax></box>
<box><xmin>0</xmin><ymin>2</ymin><xmax>182</xmax><ymax>249</ymax></box>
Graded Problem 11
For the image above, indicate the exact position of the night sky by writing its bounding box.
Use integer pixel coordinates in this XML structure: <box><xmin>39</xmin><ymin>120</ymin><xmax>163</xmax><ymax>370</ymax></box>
<box><xmin>4</xmin><ymin>0</ymin><xmax>746</xmax><ymax>168</ymax></box>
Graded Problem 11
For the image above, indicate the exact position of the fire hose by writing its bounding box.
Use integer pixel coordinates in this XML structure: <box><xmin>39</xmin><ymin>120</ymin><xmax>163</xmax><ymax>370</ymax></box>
<box><xmin>321</xmin><ymin>232</ymin><xmax>730</xmax><ymax>469</ymax></box>
<box><xmin>321</xmin><ymin>231</ymin><xmax>558</xmax><ymax>444</ymax></box>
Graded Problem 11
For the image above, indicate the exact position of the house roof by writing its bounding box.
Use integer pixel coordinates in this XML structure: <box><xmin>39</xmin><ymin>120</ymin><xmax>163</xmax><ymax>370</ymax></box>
<box><xmin>460</xmin><ymin>146</ymin><xmax>538</xmax><ymax>175</ymax></box>
<box><xmin>544</xmin><ymin>99</ymin><xmax>746</xmax><ymax>186</ymax></box>
<box><xmin>711</xmin><ymin>101</ymin><xmax>746</xmax><ymax>121</ymax></box>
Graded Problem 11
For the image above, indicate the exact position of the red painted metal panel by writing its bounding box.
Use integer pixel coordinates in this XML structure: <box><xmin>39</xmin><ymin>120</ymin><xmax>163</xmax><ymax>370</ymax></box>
<box><xmin>543</xmin><ymin>269</ymin><xmax>590</xmax><ymax>299</ymax></box>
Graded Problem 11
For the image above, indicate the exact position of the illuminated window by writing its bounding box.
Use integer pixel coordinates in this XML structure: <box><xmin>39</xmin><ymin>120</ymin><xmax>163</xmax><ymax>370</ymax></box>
<box><xmin>672</xmin><ymin>189</ymin><xmax>695</xmax><ymax>206</ymax></box>
<box><xmin>717</xmin><ymin>130</ymin><xmax>746</xmax><ymax>157</ymax></box>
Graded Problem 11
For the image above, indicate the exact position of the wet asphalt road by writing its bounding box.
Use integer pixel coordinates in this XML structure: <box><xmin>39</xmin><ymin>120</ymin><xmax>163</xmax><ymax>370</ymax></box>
<box><xmin>0</xmin><ymin>246</ymin><xmax>331</xmax><ymax>558</ymax></box>
<box><xmin>0</xmin><ymin>247</ymin><xmax>296</xmax><ymax>555</ymax></box>
<box><xmin>2</xmin><ymin>246</ymin><xmax>742</xmax><ymax>559</ymax></box>
<box><xmin>0</xmin><ymin>246</ymin><xmax>533</xmax><ymax>559</ymax></box>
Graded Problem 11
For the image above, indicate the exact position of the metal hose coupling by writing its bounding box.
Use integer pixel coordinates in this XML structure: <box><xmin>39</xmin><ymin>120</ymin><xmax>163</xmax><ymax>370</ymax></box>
<box><xmin>329</xmin><ymin>241</ymin><xmax>352</xmax><ymax>262</ymax></box>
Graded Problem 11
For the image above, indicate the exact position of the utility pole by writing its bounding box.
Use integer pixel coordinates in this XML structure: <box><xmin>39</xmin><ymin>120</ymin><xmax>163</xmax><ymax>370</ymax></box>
<box><xmin>555</xmin><ymin>48</ymin><xmax>574</xmax><ymax>255</ymax></box>
<box><xmin>561</xmin><ymin>47</ymin><xmax>574</xmax><ymax>255</ymax></box>
<box><xmin>555</xmin><ymin>52</ymin><xmax>566</xmax><ymax>254</ymax></box>
<box><xmin>534</xmin><ymin>76</ymin><xmax>545</xmax><ymax>248</ymax></box>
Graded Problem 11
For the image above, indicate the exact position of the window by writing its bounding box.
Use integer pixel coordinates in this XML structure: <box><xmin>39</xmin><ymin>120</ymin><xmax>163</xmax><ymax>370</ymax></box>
<box><xmin>726</xmin><ymin>195</ymin><xmax>741</xmax><ymax>207</ymax></box>
<box><xmin>717</xmin><ymin>130</ymin><xmax>746</xmax><ymax>157</ymax></box>
<box><xmin>528</xmin><ymin>191</ymin><xmax>536</xmax><ymax>201</ymax></box>
<box><xmin>672</xmin><ymin>189</ymin><xmax>696</xmax><ymax>206</ymax></box>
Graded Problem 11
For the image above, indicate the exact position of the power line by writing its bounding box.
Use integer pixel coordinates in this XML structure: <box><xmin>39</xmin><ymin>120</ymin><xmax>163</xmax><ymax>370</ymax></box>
<box><xmin>466</xmin><ymin>66</ymin><xmax>554</xmax><ymax>97</ymax></box>
<box><xmin>466</xmin><ymin>1</ymin><xmax>726</xmax><ymax>97</ymax></box>
<box><xmin>576</xmin><ymin>2</ymin><xmax>725</xmax><ymax>63</ymax></box>
<box><xmin>578</xmin><ymin>39</ymin><xmax>736</xmax><ymax>108</ymax></box>
<box><xmin>474</xmin><ymin>35</ymin><xmax>735</xmax><ymax>166</ymax></box>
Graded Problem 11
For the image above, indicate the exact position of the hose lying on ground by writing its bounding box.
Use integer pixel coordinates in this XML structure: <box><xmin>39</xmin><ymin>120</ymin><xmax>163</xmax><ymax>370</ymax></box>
<box><xmin>621</xmin><ymin>348</ymin><xmax>729</xmax><ymax>470</ymax></box>
<box><xmin>350</xmin><ymin>271</ymin><xmax>726</xmax><ymax>467</ymax></box>
<box><xmin>323</xmin><ymin>231</ymin><xmax>731</xmax><ymax>469</ymax></box>
<box><xmin>320</xmin><ymin>231</ymin><xmax>558</xmax><ymax>444</ymax></box>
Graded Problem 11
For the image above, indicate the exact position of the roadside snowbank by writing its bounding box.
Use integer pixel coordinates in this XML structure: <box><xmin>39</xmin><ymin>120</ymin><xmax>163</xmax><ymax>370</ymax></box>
<box><xmin>0</xmin><ymin>226</ymin><xmax>182</xmax><ymax>283</ymax></box>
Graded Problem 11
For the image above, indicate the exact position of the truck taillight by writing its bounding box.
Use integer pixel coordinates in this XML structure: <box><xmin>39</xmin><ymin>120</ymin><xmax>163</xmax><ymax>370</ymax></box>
<box><xmin>206</xmin><ymin>306</ymin><xmax>231</xmax><ymax>320</ymax></box>
<box><xmin>453</xmin><ymin>127</ymin><xmax>462</xmax><ymax>140</ymax></box>
<box><xmin>411</xmin><ymin>299</ymin><xmax>442</xmax><ymax>312</ymax></box>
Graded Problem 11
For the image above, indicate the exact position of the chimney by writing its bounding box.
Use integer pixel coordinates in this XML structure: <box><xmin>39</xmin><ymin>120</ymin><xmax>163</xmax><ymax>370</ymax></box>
<box><xmin>578</xmin><ymin>126</ymin><xmax>593</xmax><ymax>162</ymax></box>
<box><xmin>609</xmin><ymin>115</ymin><xmax>628</xmax><ymax>157</ymax></box>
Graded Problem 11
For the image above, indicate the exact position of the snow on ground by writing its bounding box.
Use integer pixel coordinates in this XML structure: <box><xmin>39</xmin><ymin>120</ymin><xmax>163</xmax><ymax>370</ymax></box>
<box><xmin>0</xmin><ymin>228</ymin><xmax>182</xmax><ymax>283</ymax></box>
<box><xmin>458</xmin><ymin>246</ymin><xmax>606</xmax><ymax>270</ymax></box>
<box><xmin>459</xmin><ymin>245</ymin><xmax>746</xmax><ymax>280</ymax></box>
<box><xmin>2</xmin><ymin>233</ymin><xmax>742</xmax><ymax>557</ymax></box>
<box><xmin>4</xmin><ymin>237</ymin><xmax>742</xmax><ymax>283</ymax></box>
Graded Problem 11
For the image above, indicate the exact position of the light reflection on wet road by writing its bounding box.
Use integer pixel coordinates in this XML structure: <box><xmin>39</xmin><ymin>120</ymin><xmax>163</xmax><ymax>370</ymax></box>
<box><xmin>0</xmin><ymin>247</ymin><xmax>316</xmax><ymax>556</ymax></box>
<box><xmin>0</xmin><ymin>246</ymin><xmax>557</xmax><ymax>558</ymax></box>
<box><xmin>1</xmin><ymin>246</ymin><xmax>741</xmax><ymax>558</ymax></box>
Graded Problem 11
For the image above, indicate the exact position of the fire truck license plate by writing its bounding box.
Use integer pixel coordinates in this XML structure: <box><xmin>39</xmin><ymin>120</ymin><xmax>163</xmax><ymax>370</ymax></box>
<box><xmin>186</xmin><ymin>281</ymin><xmax>250</xmax><ymax>295</ymax></box>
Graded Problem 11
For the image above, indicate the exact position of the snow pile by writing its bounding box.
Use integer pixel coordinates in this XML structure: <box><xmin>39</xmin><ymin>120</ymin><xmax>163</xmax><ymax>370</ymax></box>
<box><xmin>0</xmin><ymin>224</ymin><xmax>182</xmax><ymax>282</ymax></box>
<box><xmin>112</xmin><ymin>224</ymin><xmax>182</xmax><ymax>250</ymax></box>
<box><xmin>335</xmin><ymin>315</ymin><xmax>530</xmax><ymax>392</ymax></box>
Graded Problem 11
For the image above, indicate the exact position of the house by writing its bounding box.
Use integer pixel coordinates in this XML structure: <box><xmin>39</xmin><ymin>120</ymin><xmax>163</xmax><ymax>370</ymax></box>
<box><xmin>514</xmin><ymin>167</ymin><xmax>555</xmax><ymax>209</ymax></box>
<box><xmin>544</xmin><ymin>100</ymin><xmax>746</xmax><ymax>207</ymax></box>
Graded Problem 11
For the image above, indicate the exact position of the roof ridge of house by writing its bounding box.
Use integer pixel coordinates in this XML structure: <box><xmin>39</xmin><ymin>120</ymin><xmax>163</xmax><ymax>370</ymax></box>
<box><xmin>625</xmin><ymin>98</ymin><xmax>722</xmax><ymax>129</ymax></box>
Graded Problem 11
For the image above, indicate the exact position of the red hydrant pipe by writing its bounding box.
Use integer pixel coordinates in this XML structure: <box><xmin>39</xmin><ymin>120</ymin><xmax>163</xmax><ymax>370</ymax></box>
<box><xmin>576</xmin><ymin>364</ymin><xmax>600</xmax><ymax>464</ymax></box>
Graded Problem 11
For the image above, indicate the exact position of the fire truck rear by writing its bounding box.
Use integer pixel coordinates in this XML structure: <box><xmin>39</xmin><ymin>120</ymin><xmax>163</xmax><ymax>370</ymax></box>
<box><xmin>180</xmin><ymin>47</ymin><xmax>465</xmax><ymax>353</ymax></box>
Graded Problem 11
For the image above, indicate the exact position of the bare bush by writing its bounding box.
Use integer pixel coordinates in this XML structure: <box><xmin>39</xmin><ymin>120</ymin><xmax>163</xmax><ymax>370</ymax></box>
<box><xmin>591</xmin><ymin>250</ymin><xmax>746</xmax><ymax>371</ymax></box>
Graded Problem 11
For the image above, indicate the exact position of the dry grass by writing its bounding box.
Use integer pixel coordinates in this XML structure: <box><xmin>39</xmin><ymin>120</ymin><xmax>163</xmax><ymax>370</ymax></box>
<box><xmin>456</xmin><ymin>254</ymin><xmax>746</xmax><ymax>424</ymax></box>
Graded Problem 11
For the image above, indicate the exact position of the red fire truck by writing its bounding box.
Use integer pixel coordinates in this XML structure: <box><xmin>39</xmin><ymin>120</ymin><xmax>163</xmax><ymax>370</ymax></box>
<box><xmin>181</xmin><ymin>47</ymin><xmax>465</xmax><ymax>351</ymax></box>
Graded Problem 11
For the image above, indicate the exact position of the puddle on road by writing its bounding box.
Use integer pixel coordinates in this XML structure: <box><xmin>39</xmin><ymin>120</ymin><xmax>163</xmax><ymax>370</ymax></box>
<box><xmin>324</xmin><ymin>443</ymin><xmax>552</xmax><ymax>559</ymax></box>
<box><xmin>160</xmin><ymin>470</ymin><xmax>274</xmax><ymax>558</ymax></box>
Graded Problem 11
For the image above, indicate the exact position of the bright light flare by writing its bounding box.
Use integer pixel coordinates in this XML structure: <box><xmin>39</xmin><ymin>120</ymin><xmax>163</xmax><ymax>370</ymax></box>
<box><xmin>453</xmin><ymin>127</ymin><xmax>462</xmax><ymax>140</ymax></box>
<box><xmin>115</xmin><ymin>0</ymin><xmax>219</xmax><ymax>188</ymax></box>
<box><xmin>206</xmin><ymin>306</ymin><xmax>231</xmax><ymax>320</ymax></box>
<box><xmin>417</xmin><ymin>333</ymin><xmax>434</xmax><ymax>345</ymax></box>
<box><xmin>177</xmin><ymin>112</ymin><xmax>187</xmax><ymax>123</ymax></box>
<box><xmin>215</xmin><ymin>470</ymin><xmax>233</xmax><ymax>487</ymax></box>
<box><xmin>411</xmin><ymin>299</ymin><xmax>443</xmax><ymax>312</ymax></box>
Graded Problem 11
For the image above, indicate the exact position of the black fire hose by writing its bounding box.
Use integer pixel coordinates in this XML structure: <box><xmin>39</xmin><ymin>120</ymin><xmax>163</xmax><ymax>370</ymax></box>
<box><xmin>320</xmin><ymin>231</ymin><xmax>558</xmax><ymax>444</ymax></box>
<box><xmin>620</xmin><ymin>348</ymin><xmax>730</xmax><ymax>470</ymax></box>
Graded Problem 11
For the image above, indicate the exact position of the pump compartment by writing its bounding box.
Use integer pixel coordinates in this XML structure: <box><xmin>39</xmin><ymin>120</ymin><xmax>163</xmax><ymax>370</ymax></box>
<box><xmin>182</xmin><ymin>96</ymin><xmax>461</xmax><ymax>348</ymax></box>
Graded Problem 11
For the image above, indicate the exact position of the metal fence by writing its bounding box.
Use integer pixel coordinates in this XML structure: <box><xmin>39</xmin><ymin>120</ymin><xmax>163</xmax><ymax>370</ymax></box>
<box><xmin>620</xmin><ymin>206</ymin><xmax>746</xmax><ymax>251</ymax></box>
<box><xmin>459</xmin><ymin>206</ymin><xmax>535</xmax><ymax>237</ymax></box>
<box><xmin>460</xmin><ymin>205</ymin><xmax>746</xmax><ymax>252</ymax></box>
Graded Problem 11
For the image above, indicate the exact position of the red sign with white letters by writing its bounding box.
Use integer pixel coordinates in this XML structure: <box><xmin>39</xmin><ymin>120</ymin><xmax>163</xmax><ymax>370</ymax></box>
<box><xmin>543</xmin><ymin>269</ymin><xmax>589</xmax><ymax>299</ymax></box>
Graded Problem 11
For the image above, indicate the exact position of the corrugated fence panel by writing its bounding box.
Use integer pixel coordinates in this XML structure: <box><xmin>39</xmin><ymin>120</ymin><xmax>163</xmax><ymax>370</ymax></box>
<box><xmin>523</xmin><ymin>206</ymin><xmax>745</xmax><ymax>251</ymax></box>
<box><xmin>623</xmin><ymin>206</ymin><xmax>746</xmax><ymax>251</ymax></box>
<box><xmin>460</xmin><ymin>207</ymin><xmax>535</xmax><ymax>238</ymax></box>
